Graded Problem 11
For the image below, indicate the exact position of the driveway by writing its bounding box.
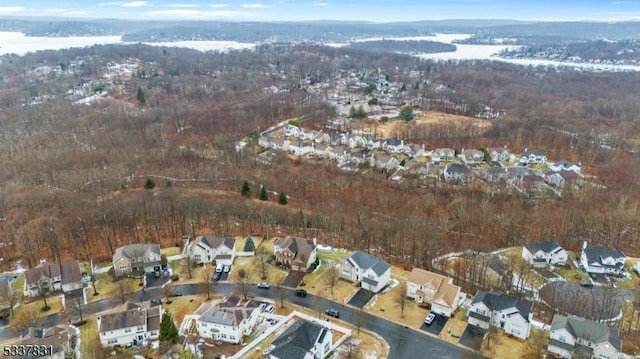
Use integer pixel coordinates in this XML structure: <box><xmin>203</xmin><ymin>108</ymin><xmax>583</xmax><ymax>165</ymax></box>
<box><xmin>421</xmin><ymin>313</ymin><xmax>448</xmax><ymax>336</ymax></box>
<box><xmin>459</xmin><ymin>325</ymin><xmax>485</xmax><ymax>351</ymax></box>
<box><xmin>146</xmin><ymin>273</ymin><xmax>170</xmax><ymax>288</ymax></box>
<box><xmin>347</xmin><ymin>288</ymin><xmax>376</xmax><ymax>308</ymax></box>
<box><xmin>282</xmin><ymin>271</ymin><xmax>305</xmax><ymax>288</ymax></box>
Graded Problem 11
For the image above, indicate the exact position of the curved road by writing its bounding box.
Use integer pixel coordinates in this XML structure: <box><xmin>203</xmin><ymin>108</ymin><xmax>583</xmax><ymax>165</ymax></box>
<box><xmin>1</xmin><ymin>284</ymin><xmax>466</xmax><ymax>359</ymax></box>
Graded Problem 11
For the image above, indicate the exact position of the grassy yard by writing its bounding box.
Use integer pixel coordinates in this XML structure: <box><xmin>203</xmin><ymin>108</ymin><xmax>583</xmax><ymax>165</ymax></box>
<box><xmin>176</xmin><ymin>262</ymin><xmax>214</xmax><ymax>284</ymax></box>
<box><xmin>163</xmin><ymin>295</ymin><xmax>207</xmax><ymax>325</ymax></box>
<box><xmin>307</xmin><ymin>278</ymin><xmax>359</xmax><ymax>303</ymax></box>
<box><xmin>161</xmin><ymin>246</ymin><xmax>181</xmax><ymax>256</ymax></box>
<box><xmin>317</xmin><ymin>250</ymin><xmax>349</xmax><ymax>263</ymax></box>
<box><xmin>367</xmin><ymin>284</ymin><xmax>427</xmax><ymax>329</ymax></box>
<box><xmin>79</xmin><ymin>318</ymin><xmax>99</xmax><ymax>358</ymax></box>
<box><xmin>440</xmin><ymin>310</ymin><xmax>468</xmax><ymax>345</ymax></box>
<box><xmin>482</xmin><ymin>332</ymin><xmax>528</xmax><ymax>359</ymax></box>
<box><xmin>501</xmin><ymin>247</ymin><xmax>523</xmax><ymax>260</ymax></box>
<box><xmin>10</xmin><ymin>273</ymin><xmax>24</xmax><ymax>294</ymax></box>
<box><xmin>22</xmin><ymin>294</ymin><xmax>63</xmax><ymax>318</ymax></box>
<box><xmin>87</xmin><ymin>273</ymin><xmax>140</xmax><ymax>303</ymax></box>
<box><xmin>229</xmin><ymin>256</ymin><xmax>287</xmax><ymax>285</ymax></box>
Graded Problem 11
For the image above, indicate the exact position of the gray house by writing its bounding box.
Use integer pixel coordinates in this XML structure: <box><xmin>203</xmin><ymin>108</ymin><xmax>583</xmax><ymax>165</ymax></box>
<box><xmin>548</xmin><ymin>314</ymin><xmax>622</xmax><ymax>359</ymax></box>
<box><xmin>112</xmin><ymin>244</ymin><xmax>161</xmax><ymax>277</ymax></box>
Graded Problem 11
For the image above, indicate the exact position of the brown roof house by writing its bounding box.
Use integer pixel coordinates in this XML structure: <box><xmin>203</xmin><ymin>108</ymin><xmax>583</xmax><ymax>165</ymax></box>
<box><xmin>97</xmin><ymin>301</ymin><xmax>162</xmax><ymax>347</ymax></box>
<box><xmin>112</xmin><ymin>244</ymin><xmax>161</xmax><ymax>277</ymax></box>
<box><xmin>23</xmin><ymin>260</ymin><xmax>82</xmax><ymax>298</ymax></box>
<box><xmin>5</xmin><ymin>324</ymin><xmax>80</xmax><ymax>359</ymax></box>
<box><xmin>406</xmin><ymin>268</ymin><xmax>463</xmax><ymax>317</ymax></box>
<box><xmin>274</xmin><ymin>237</ymin><xmax>317</xmax><ymax>272</ymax></box>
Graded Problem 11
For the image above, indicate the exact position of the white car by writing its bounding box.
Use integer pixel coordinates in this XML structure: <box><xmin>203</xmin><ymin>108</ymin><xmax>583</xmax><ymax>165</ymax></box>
<box><xmin>215</xmin><ymin>265</ymin><xmax>223</xmax><ymax>273</ymax></box>
<box><xmin>425</xmin><ymin>313</ymin><xmax>436</xmax><ymax>325</ymax></box>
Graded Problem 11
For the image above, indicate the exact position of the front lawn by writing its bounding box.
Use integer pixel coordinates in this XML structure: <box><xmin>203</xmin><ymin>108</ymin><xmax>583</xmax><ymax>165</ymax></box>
<box><xmin>87</xmin><ymin>273</ymin><xmax>139</xmax><ymax>303</ymax></box>
<box><xmin>440</xmin><ymin>310</ymin><xmax>468</xmax><ymax>345</ymax></box>
<box><xmin>366</xmin><ymin>284</ymin><xmax>426</xmax><ymax>328</ymax></box>
<box><xmin>161</xmin><ymin>246</ymin><xmax>181</xmax><ymax>257</ymax></box>
<box><xmin>21</xmin><ymin>294</ymin><xmax>63</xmax><ymax>317</ymax></box>
<box><xmin>317</xmin><ymin>250</ymin><xmax>349</xmax><ymax>263</ymax></box>
<box><xmin>79</xmin><ymin>318</ymin><xmax>99</xmax><ymax>358</ymax></box>
<box><xmin>229</xmin><ymin>256</ymin><xmax>287</xmax><ymax>285</ymax></box>
<box><xmin>163</xmin><ymin>295</ymin><xmax>206</xmax><ymax>324</ymax></box>
<box><xmin>482</xmin><ymin>331</ymin><xmax>528</xmax><ymax>359</ymax></box>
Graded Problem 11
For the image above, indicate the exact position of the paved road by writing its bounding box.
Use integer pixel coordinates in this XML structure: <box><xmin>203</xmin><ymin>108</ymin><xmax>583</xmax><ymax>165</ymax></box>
<box><xmin>0</xmin><ymin>284</ymin><xmax>466</xmax><ymax>359</ymax></box>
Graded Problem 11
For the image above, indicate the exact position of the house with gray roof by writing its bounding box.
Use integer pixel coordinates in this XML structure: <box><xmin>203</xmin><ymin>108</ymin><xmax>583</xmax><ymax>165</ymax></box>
<box><xmin>488</xmin><ymin>146</ymin><xmax>511</xmax><ymax>162</ymax></box>
<box><xmin>460</xmin><ymin>149</ymin><xmax>485</xmax><ymax>165</ymax></box>
<box><xmin>519</xmin><ymin>148</ymin><xmax>547</xmax><ymax>165</ymax></box>
<box><xmin>522</xmin><ymin>241</ymin><xmax>567</xmax><ymax>267</ymax></box>
<box><xmin>112</xmin><ymin>244</ymin><xmax>161</xmax><ymax>277</ymax></box>
<box><xmin>580</xmin><ymin>242</ymin><xmax>626</xmax><ymax>275</ymax></box>
<box><xmin>5</xmin><ymin>324</ymin><xmax>80</xmax><ymax>359</ymax></box>
<box><xmin>194</xmin><ymin>294</ymin><xmax>262</xmax><ymax>344</ymax></box>
<box><xmin>188</xmin><ymin>235</ymin><xmax>236</xmax><ymax>266</ymax></box>
<box><xmin>97</xmin><ymin>301</ymin><xmax>162</xmax><ymax>347</ymax></box>
<box><xmin>467</xmin><ymin>291</ymin><xmax>533</xmax><ymax>340</ymax></box>
<box><xmin>549</xmin><ymin>160</ymin><xmax>581</xmax><ymax>174</ymax></box>
<box><xmin>274</xmin><ymin>237</ymin><xmax>317</xmax><ymax>272</ymax></box>
<box><xmin>443</xmin><ymin>163</ymin><xmax>472</xmax><ymax>182</ymax></box>
<box><xmin>548</xmin><ymin>314</ymin><xmax>622</xmax><ymax>359</ymax></box>
<box><xmin>267</xmin><ymin>319</ymin><xmax>332</xmax><ymax>359</ymax></box>
<box><xmin>431</xmin><ymin>148</ymin><xmax>455</xmax><ymax>163</ymax></box>
<box><xmin>339</xmin><ymin>251</ymin><xmax>391</xmax><ymax>293</ymax></box>
<box><xmin>23</xmin><ymin>260</ymin><xmax>82</xmax><ymax>298</ymax></box>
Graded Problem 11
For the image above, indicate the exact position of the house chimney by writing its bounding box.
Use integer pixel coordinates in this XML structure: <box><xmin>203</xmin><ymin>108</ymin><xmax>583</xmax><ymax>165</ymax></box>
<box><xmin>313</xmin><ymin>237</ymin><xmax>317</xmax><ymax>246</ymax></box>
<box><xmin>421</xmin><ymin>144</ymin><xmax>425</xmax><ymax>150</ymax></box>
<box><xmin>582</xmin><ymin>241</ymin><xmax>587</xmax><ymax>250</ymax></box>
<box><xmin>401</xmin><ymin>140</ymin><xmax>404</xmax><ymax>147</ymax></box>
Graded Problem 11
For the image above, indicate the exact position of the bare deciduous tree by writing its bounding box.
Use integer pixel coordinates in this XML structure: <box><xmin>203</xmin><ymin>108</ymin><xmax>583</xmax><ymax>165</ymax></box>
<box><xmin>323</xmin><ymin>264</ymin><xmax>340</xmax><ymax>295</ymax></box>
<box><xmin>395</xmin><ymin>282</ymin><xmax>408</xmax><ymax>317</ymax></box>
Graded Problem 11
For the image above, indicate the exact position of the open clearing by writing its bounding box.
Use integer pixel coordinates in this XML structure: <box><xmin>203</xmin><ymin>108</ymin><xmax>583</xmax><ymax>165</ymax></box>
<box><xmin>366</xmin><ymin>111</ymin><xmax>491</xmax><ymax>138</ymax></box>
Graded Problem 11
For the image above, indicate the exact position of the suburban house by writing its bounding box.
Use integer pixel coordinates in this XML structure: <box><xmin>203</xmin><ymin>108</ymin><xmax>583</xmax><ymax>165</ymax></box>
<box><xmin>339</xmin><ymin>251</ymin><xmax>391</xmax><ymax>293</ymax></box>
<box><xmin>549</xmin><ymin>160</ymin><xmax>581</xmax><ymax>174</ymax></box>
<box><xmin>274</xmin><ymin>236</ymin><xmax>317</xmax><ymax>272</ymax></box>
<box><xmin>519</xmin><ymin>148</ymin><xmax>547</xmax><ymax>165</ymax></box>
<box><xmin>188</xmin><ymin>235</ymin><xmax>236</xmax><ymax>266</ymax></box>
<box><xmin>467</xmin><ymin>291</ymin><xmax>534</xmax><ymax>340</ymax></box>
<box><xmin>371</xmin><ymin>153</ymin><xmax>400</xmax><ymax>171</ymax></box>
<box><xmin>112</xmin><ymin>244</ymin><xmax>161</xmax><ymax>277</ymax></box>
<box><xmin>580</xmin><ymin>242</ymin><xmax>627</xmax><ymax>275</ymax></box>
<box><xmin>548</xmin><ymin>314</ymin><xmax>622</xmax><ymax>359</ymax></box>
<box><xmin>522</xmin><ymin>241</ymin><xmax>568</xmax><ymax>267</ymax></box>
<box><xmin>267</xmin><ymin>319</ymin><xmax>332</xmax><ymax>359</ymax></box>
<box><xmin>488</xmin><ymin>147</ymin><xmax>511</xmax><ymax>162</ymax></box>
<box><xmin>97</xmin><ymin>301</ymin><xmax>161</xmax><ymax>347</ymax></box>
<box><xmin>431</xmin><ymin>148</ymin><xmax>455</xmax><ymax>163</ymax></box>
<box><xmin>443</xmin><ymin>163</ymin><xmax>472</xmax><ymax>182</ymax></box>
<box><xmin>460</xmin><ymin>149</ymin><xmax>485</xmax><ymax>165</ymax></box>
<box><xmin>194</xmin><ymin>294</ymin><xmax>262</xmax><ymax>344</ymax></box>
<box><xmin>406</xmin><ymin>268</ymin><xmax>463</xmax><ymax>317</ymax></box>
<box><xmin>383</xmin><ymin>138</ymin><xmax>406</xmax><ymax>153</ymax></box>
<box><xmin>24</xmin><ymin>260</ymin><xmax>82</xmax><ymax>298</ymax></box>
<box><xmin>5</xmin><ymin>324</ymin><xmax>80</xmax><ymax>359</ymax></box>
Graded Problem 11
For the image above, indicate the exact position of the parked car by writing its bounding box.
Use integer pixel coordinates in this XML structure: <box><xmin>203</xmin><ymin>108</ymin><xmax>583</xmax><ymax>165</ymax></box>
<box><xmin>162</xmin><ymin>269</ymin><xmax>170</xmax><ymax>278</ymax></box>
<box><xmin>169</xmin><ymin>291</ymin><xmax>183</xmax><ymax>297</ymax></box>
<box><xmin>223</xmin><ymin>265</ymin><xmax>231</xmax><ymax>273</ymax></box>
<box><xmin>257</xmin><ymin>282</ymin><xmax>271</xmax><ymax>289</ymax></box>
<box><xmin>264</xmin><ymin>305</ymin><xmax>275</xmax><ymax>313</ymax></box>
<box><xmin>215</xmin><ymin>265</ymin><xmax>223</xmax><ymax>273</ymax></box>
<box><xmin>150</xmin><ymin>298</ymin><xmax>162</xmax><ymax>305</ymax></box>
<box><xmin>325</xmin><ymin>308</ymin><xmax>340</xmax><ymax>318</ymax></box>
<box><xmin>154</xmin><ymin>270</ymin><xmax>161</xmax><ymax>278</ymax></box>
<box><xmin>424</xmin><ymin>313</ymin><xmax>436</xmax><ymax>325</ymax></box>
<box><xmin>212</xmin><ymin>272</ymin><xmax>222</xmax><ymax>281</ymax></box>
<box><xmin>294</xmin><ymin>289</ymin><xmax>307</xmax><ymax>297</ymax></box>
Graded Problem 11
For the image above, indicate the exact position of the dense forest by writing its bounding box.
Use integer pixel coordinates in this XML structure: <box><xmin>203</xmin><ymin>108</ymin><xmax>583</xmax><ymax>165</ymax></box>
<box><xmin>1</xmin><ymin>42</ymin><xmax>640</xmax><ymax>277</ymax></box>
<box><xmin>498</xmin><ymin>39</ymin><xmax>640</xmax><ymax>63</ymax></box>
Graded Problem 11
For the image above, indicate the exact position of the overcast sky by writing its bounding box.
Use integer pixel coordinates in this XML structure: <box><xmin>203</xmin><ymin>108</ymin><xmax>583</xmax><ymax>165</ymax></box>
<box><xmin>1</xmin><ymin>1</ymin><xmax>639</xmax><ymax>22</ymax></box>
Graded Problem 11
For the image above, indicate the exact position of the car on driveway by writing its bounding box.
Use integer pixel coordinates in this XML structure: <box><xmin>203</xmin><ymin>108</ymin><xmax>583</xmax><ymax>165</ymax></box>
<box><xmin>169</xmin><ymin>291</ymin><xmax>183</xmax><ymax>297</ymax></box>
<box><xmin>425</xmin><ymin>313</ymin><xmax>436</xmax><ymax>325</ymax></box>
<box><xmin>150</xmin><ymin>298</ymin><xmax>162</xmax><ymax>305</ymax></box>
<box><xmin>215</xmin><ymin>265</ymin><xmax>223</xmax><ymax>273</ymax></box>
<box><xmin>212</xmin><ymin>271</ymin><xmax>222</xmax><ymax>281</ymax></box>
<box><xmin>294</xmin><ymin>289</ymin><xmax>307</xmax><ymax>297</ymax></box>
<box><xmin>223</xmin><ymin>265</ymin><xmax>231</xmax><ymax>273</ymax></box>
<box><xmin>325</xmin><ymin>308</ymin><xmax>340</xmax><ymax>318</ymax></box>
<box><xmin>257</xmin><ymin>282</ymin><xmax>270</xmax><ymax>289</ymax></box>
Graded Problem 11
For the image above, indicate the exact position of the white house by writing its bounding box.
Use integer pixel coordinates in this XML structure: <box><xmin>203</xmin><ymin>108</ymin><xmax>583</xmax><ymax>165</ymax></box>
<box><xmin>487</xmin><ymin>147</ymin><xmax>511</xmax><ymax>162</ymax></box>
<box><xmin>24</xmin><ymin>260</ymin><xmax>82</xmax><ymax>298</ymax></box>
<box><xmin>194</xmin><ymin>294</ymin><xmax>262</xmax><ymax>344</ymax></box>
<box><xmin>549</xmin><ymin>160</ymin><xmax>581</xmax><ymax>174</ymax></box>
<box><xmin>522</xmin><ymin>241</ymin><xmax>568</xmax><ymax>267</ymax></box>
<box><xmin>431</xmin><ymin>148</ymin><xmax>455</xmax><ymax>163</ymax></box>
<box><xmin>382</xmin><ymin>138</ymin><xmax>406</xmax><ymax>153</ymax></box>
<box><xmin>188</xmin><ymin>235</ymin><xmax>236</xmax><ymax>266</ymax></box>
<box><xmin>339</xmin><ymin>251</ymin><xmax>391</xmax><ymax>293</ymax></box>
<box><xmin>371</xmin><ymin>153</ymin><xmax>400</xmax><ymax>171</ymax></box>
<box><xmin>519</xmin><ymin>148</ymin><xmax>547</xmax><ymax>165</ymax></box>
<box><xmin>443</xmin><ymin>163</ymin><xmax>472</xmax><ymax>182</ymax></box>
<box><xmin>548</xmin><ymin>314</ymin><xmax>622</xmax><ymax>359</ymax></box>
<box><xmin>467</xmin><ymin>291</ymin><xmax>533</xmax><ymax>340</ymax></box>
<box><xmin>274</xmin><ymin>237</ymin><xmax>317</xmax><ymax>272</ymax></box>
<box><xmin>460</xmin><ymin>149</ymin><xmax>485</xmax><ymax>165</ymax></box>
<box><xmin>6</xmin><ymin>324</ymin><xmax>80</xmax><ymax>359</ymax></box>
<box><xmin>406</xmin><ymin>268</ymin><xmax>463</xmax><ymax>317</ymax></box>
<box><xmin>97</xmin><ymin>302</ymin><xmax>161</xmax><ymax>347</ymax></box>
<box><xmin>268</xmin><ymin>319</ymin><xmax>332</xmax><ymax>359</ymax></box>
<box><xmin>580</xmin><ymin>242</ymin><xmax>627</xmax><ymax>275</ymax></box>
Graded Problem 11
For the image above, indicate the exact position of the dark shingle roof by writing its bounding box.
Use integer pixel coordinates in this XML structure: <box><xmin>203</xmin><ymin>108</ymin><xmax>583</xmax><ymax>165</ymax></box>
<box><xmin>200</xmin><ymin>235</ymin><xmax>235</xmax><ymax>250</ymax></box>
<box><xmin>269</xmin><ymin>319</ymin><xmax>327</xmax><ymax>359</ymax></box>
<box><xmin>347</xmin><ymin>251</ymin><xmax>390</xmax><ymax>276</ymax></box>
<box><xmin>471</xmin><ymin>292</ymin><xmax>533</xmax><ymax>321</ymax></box>
<box><xmin>113</xmin><ymin>244</ymin><xmax>161</xmax><ymax>263</ymax></box>
<box><xmin>551</xmin><ymin>314</ymin><xmax>621</xmax><ymax>352</ymax></box>
<box><xmin>60</xmin><ymin>260</ymin><xmax>82</xmax><ymax>285</ymax></box>
<box><xmin>524</xmin><ymin>241</ymin><xmax>562</xmax><ymax>254</ymax></box>
<box><xmin>583</xmin><ymin>245</ymin><xmax>625</xmax><ymax>268</ymax></box>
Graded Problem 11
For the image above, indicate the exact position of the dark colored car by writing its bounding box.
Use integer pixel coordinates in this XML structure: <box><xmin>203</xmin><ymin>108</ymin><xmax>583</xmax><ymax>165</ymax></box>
<box><xmin>325</xmin><ymin>308</ymin><xmax>340</xmax><ymax>318</ymax></box>
<box><xmin>294</xmin><ymin>289</ymin><xmax>307</xmax><ymax>297</ymax></box>
<box><xmin>169</xmin><ymin>291</ymin><xmax>183</xmax><ymax>297</ymax></box>
<box><xmin>150</xmin><ymin>298</ymin><xmax>162</xmax><ymax>305</ymax></box>
<box><xmin>212</xmin><ymin>271</ymin><xmax>222</xmax><ymax>281</ymax></box>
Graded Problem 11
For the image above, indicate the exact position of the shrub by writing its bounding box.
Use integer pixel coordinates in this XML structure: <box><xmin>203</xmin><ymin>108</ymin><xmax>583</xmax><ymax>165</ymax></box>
<box><xmin>171</xmin><ymin>274</ymin><xmax>179</xmax><ymax>281</ymax></box>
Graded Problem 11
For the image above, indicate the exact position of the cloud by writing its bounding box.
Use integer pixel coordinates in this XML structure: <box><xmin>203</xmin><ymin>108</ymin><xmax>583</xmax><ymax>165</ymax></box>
<box><xmin>0</xmin><ymin>6</ymin><xmax>24</xmax><ymax>14</ymax></box>
<box><xmin>99</xmin><ymin>1</ymin><xmax>124</xmax><ymax>6</ymax></box>
<box><xmin>242</xmin><ymin>3</ymin><xmax>268</xmax><ymax>8</ymax></box>
<box><xmin>147</xmin><ymin>9</ymin><xmax>247</xmax><ymax>18</ymax></box>
<box><xmin>121</xmin><ymin>1</ymin><xmax>149</xmax><ymax>7</ymax></box>
<box><xmin>315</xmin><ymin>1</ymin><xmax>330</xmax><ymax>6</ymax></box>
<box><xmin>165</xmin><ymin>3</ymin><xmax>199</xmax><ymax>8</ymax></box>
<box><xmin>210</xmin><ymin>3</ymin><xmax>230</xmax><ymax>7</ymax></box>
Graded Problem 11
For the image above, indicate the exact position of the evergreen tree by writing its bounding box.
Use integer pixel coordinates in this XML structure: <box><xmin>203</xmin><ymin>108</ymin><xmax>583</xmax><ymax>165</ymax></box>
<box><xmin>243</xmin><ymin>237</ymin><xmax>256</xmax><ymax>252</ymax></box>
<box><xmin>136</xmin><ymin>86</ymin><xmax>146</xmax><ymax>106</ymax></box>
<box><xmin>144</xmin><ymin>178</ymin><xmax>155</xmax><ymax>190</ymax></box>
<box><xmin>159</xmin><ymin>312</ymin><xmax>179</xmax><ymax>344</ymax></box>
<box><xmin>259</xmin><ymin>186</ymin><xmax>268</xmax><ymax>201</ymax></box>
<box><xmin>349</xmin><ymin>106</ymin><xmax>357</xmax><ymax>118</ymax></box>
<box><xmin>399</xmin><ymin>106</ymin><xmax>414</xmax><ymax>122</ymax></box>
<box><xmin>278</xmin><ymin>192</ymin><xmax>288</xmax><ymax>205</ymax></box>
<box><xmin>241</xmin><ymin>181</ymin><xmax>251</xmax><ymax>197</ymax></box>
